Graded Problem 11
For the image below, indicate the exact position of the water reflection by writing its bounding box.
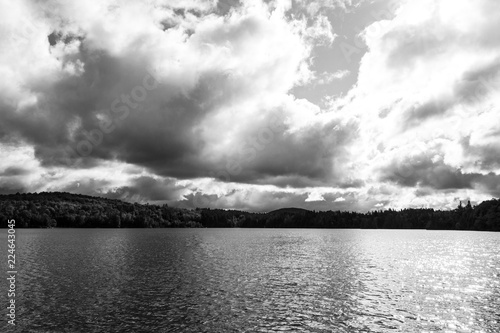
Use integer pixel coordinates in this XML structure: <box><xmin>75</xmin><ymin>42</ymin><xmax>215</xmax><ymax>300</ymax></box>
<box><xmin>0</xmin><ymin>229</ymin><xmax>499</xmax><ymax>332</ymax></box>
<box><xmin>349</xmin><ymin>230</ymin><xmax>500</xmax><ymax>332</ymax></box>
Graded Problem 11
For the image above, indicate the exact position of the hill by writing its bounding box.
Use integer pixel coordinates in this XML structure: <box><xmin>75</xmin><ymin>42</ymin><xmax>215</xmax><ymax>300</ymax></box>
<box><xmin>267</xmin><ymin>208</ymin><xmax>311</xmax><ymax>214</ymax></box>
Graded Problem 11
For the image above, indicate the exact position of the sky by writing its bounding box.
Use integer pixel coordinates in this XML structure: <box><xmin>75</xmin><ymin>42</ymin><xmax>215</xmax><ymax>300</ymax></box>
<box><xmin>1</xmin><ymin>0</ymin><xmax>500</xmax><ymax>212</ymax></box>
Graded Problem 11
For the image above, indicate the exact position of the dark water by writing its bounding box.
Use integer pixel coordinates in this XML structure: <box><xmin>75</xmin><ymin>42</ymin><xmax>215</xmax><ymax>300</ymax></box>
<box><xmin>1</xmin><ymin>229</ymin><xmax>499</xmax><ymax>332</ymax></box>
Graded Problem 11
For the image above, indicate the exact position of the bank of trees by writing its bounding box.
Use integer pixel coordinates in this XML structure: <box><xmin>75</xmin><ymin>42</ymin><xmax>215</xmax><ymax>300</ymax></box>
<box><xmin>0</xmin><ymin>192</ymin><xmax>202</xmax><ymax>228</ymax></box>
<box><xmin>1</xmin><ymin>192</ymin><xmax>499</xmax><ymax>231</ymax></box>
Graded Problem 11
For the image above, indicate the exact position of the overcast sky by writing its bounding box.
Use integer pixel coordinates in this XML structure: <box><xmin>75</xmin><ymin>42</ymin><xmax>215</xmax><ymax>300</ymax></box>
<box><xmin>1</xmin><ymin>0</ymin><xmax>500</xmax><ymax>212</ymax></box>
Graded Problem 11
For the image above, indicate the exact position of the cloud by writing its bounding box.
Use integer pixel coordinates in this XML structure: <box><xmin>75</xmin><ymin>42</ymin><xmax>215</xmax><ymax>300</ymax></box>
<box><xmin>328</xmin><ymin>0</ymin><xmax>500</xmax><ymax>207</ymax></box>
<box><xmin>303</xmin><ymin>14</ymin><xmax>336</xmax><ymax>46</ymax></box>
<box><xmin>305</xmin><ymin>191</ymin><xmax>326</xmax><ymax>202</ymax></box>
<box><xmin>0</xmin><ymin>179</ymin><xmax>26</xmax><ymax>195</ymax></box>
<box><xmin>178</xmin><ymin>185</ymin><xmax>361</xmax><ymax>212</ymax></box>
<box><xmin>293</xmin><ymin>0</ymin><xmax>359</xmax><ymax>16</ymax></box>
<box><xmin>110</xmin><ymin>176</ymin><xmax>189</xmax><ymax>203</ymax></box>
<box><xmin>2</xmin><ymin>0</ymin><xmax>500</xmax><ymax>212</ymax></box>
<box><xmin>0</xmin><ymin>0</ymin><xmax>357</xmax><ymax>190</ymax></box>
<box><xmin>0</xmin><ymin>167</ymin><xmax>30</xmax><ymax>177</ymax></box>
<box><xmin>315</xmin><ymin>70</ymin><xmax>350</xmax><ymax>85</ymax></box>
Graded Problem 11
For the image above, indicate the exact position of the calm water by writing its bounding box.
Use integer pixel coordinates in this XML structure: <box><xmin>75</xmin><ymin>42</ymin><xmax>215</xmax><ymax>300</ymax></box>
<box><xmin>1</xmin><ymin>229</ymin><xmax>499</xmax><ymax>332</ymax></box>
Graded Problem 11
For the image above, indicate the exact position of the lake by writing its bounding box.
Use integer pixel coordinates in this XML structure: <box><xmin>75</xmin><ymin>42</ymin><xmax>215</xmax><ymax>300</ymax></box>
<box><xmin>1</xmin><ymin>229</ymin><xmax>499</xmax><ymax>332</ymax></box>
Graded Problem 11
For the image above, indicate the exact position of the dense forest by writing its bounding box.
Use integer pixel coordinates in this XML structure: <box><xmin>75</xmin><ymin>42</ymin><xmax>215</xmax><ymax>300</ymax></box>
<box><xmin>1</xmin><ymin>192</ymin><xmax>499</xmax><ymax>231</ymax></box>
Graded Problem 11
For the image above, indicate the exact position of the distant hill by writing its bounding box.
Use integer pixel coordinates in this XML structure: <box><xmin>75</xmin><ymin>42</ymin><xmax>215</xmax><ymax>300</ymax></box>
<box><xmin>267</xmin><ymin>208</ymin><xmax>311</xmax><ymax>214</ymax></box>
<box><xmin>1</xmin><ymin>192</ymin><xmax>499</xmax><ymax>231</ymax></box>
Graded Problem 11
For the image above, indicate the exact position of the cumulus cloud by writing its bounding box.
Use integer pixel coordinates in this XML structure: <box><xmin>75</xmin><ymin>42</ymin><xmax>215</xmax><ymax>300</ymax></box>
<box><xmin>0</xmin><ymin>0</ymin><xmax>353</xmax><ymax>188</ymax></box>
<box><xmin>0</xmin><ymin>0</ymin><xmax>362</xmax><ymax>208</ymax></box>
<box><xmin>1</xmin><ymin>0</ymin><xmax>500</xmax><ymax>212</ymax></box>
<box><xmin>337</xmin><ymin>0</ymin><xmax>500</xmax><ymax>208</ymax></box>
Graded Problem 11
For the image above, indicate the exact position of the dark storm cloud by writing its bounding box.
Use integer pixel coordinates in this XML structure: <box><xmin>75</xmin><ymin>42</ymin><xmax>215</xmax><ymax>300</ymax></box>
<box><xmin>0</xmin><ymin>178</ymin><xmax>26</xmax><ymax>194</ymax></box>
<box><xmin>0</xmin><ymin>165</ymin><xmax>32</xmax><ymax>194</ymax></box>
<box><xmin>474</xmin><ymin>173</ymin><xmax>500</xmax><ymax>197</ymax></box>
<box><xmin>0</xmin><ymin>45</ymin><xmax>209</xmax><ymax>173</ymax></box>
<box><xmin>0</xmin><ymin>0</ymin><xmax>368</xmax><ymax>210</ymax></box>
<box><xmin>0</xmin><ymin>167</ymin><xmax>30</xmax><ymax>177</ymax></box>
<box><xmin>381</xmin><ymin>157</ymin><xmax>475</xmax><ymax>190</ymax></box>
<box><xmin>1</xmin><ymin>49</ymin><xmax>169</xmax><ymax>167</ymax></box>
<box><xmin>0</xmin><ymin>42</ymin><xmax>354</xmax><ymax>187</ymax></box>
<box><xmin>381</xmin><ymin>154</ymin><xmax>500</xmax><ymax>196</ymax></box>
<box><xmin>0</xmin><ymin>11</ymin><xmax>353</xmax><ymax>189</ymax></box>
<box><xmin>460</xmin><ymin>136</ymin><xmax>500</xmax><ymax>171</ymax></box>
<box><xmin>209</xmin><ymin>118</ymin><xmax>358</xmax><ymax>187</ymax></box>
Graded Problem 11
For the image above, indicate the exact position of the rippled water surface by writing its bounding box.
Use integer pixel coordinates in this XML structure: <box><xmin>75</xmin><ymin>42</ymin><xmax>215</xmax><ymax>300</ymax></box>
<box><xmin>1</xmin><ymin>229</ymin><xmax>499</xmax><ymax>332</ymax></box>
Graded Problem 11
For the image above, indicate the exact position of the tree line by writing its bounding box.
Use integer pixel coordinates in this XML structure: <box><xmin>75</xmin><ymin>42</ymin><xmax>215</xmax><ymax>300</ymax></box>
<box><xmin>0</xmin><ymin>192</ymin><xmax>499</xmax><ymax>231</ymax></box>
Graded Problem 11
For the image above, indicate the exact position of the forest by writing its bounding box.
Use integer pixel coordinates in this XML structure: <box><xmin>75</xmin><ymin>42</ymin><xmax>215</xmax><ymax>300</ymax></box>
<box><xmin>0</xmin><ymin>192</ymin><xmax>499</xmax><ymax>231</ymax></box>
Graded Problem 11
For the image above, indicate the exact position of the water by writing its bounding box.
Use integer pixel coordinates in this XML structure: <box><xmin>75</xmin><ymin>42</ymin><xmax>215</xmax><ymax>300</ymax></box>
<box><xmin>1</xmin><ymin>228</ymin><xmax>499</xmax><ymax>332</ymax></box>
